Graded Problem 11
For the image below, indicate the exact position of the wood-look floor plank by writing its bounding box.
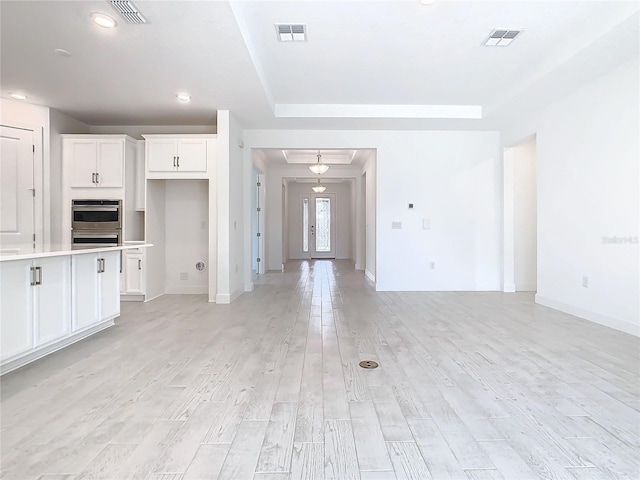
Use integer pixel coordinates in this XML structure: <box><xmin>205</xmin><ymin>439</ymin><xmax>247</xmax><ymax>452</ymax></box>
<box><xmin>324</xmin><ymin>420</ymin><xmax>360</xmax><ymax>480</ymax></box>
<box><xmin>386</xmin><ymin>441</ymin><xmax>433</xmax><ymax>480</ymax></box>
<box><xmin>290</xmin><ymin>442</ymin><xmax>324</xmax><ymax>480</ymax></box>
<box><xmin>349</xmin><ymin>402</ymin><xmax>393</xmax><ymax>471</ymax></box>
<box><xmin>182</xmin><ymin>444</ymin><xmax>229</xmax><ymax>480</ymax></box>
<box><xmin>217</xmin><ymin>421</ymin><xmax>269</xmax><ymax>480</ymax></box>
<box><xmin>255</xmin><ymin>402</ymin><xmax>298</xmax><ymax>473</ymax></box>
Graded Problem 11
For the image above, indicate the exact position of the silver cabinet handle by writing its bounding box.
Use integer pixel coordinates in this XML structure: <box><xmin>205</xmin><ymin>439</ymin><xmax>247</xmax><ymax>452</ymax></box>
<box><xmin>102</xmin><ymin>258</ymin><xmax>105</xmax><ymax>272</ymax></box>
<box><xmin>95</xmin><ymin>172</ymin><xmax>100</xmax><ymax>184</ymax></box>
<box><xmin>92</xmin><ymin>172</ymin><xmax>96</xmax><ymax>184</ymax></box>
<box><xmin>97</xmin><ymin>258</ymin><xmax>105</xmax><ymax>273</ymax></box>
<box><xmin>176</xmin><ymin>156</ymin><xmax>180</xmax><ymax>168</ymax></box>
<box><xmin>138</xmin><ymin>259</ymin><xmax>142</xmax><ymax>270</ymax></box>
<box><xmin>173</xmin><ymin>156</ymin><xmax>176</xmax><ymax>167</ymax></box>
<box><xmin>30</xmin><ymin>266</ymin><xmax>42</xmax><ymax>285</ymax></box>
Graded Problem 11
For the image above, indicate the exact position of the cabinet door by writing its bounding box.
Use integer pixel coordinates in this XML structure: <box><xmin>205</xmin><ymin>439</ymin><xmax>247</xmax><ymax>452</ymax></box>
<box><xmin>100</xmin><ymin>251</ymin><xmax>121</xmax><ymax>320</ymax></box>
<box><xmin>69</xmin><ymin>141</ymin><xmax>97</xmax><ymax>188</ymax></box>
<box><xmin>124</xmin><ymin>252</ymin><xmax>144</xmax><ymax>294</ymax></box>
<box><xmin>34</xmin><ymin>257</ymin><xmax>71</xmax><ymax>345</ymax></box>
<box><xmin>72</xmin><ymin>254</ymin><xmax>100</xmax><ymax>331</ymax></box>
<box><xmin>135</xmin><ymin>141</ymin><xmax>145</xmax><ymax>210</ymax></box>
<box><xmin>96</xmin><ymin>140</ymin><xmax>124</xmax><ymax>188</ymax></box>
<box><xmin>176</xmin><ymin>139</ymin><xmax>207</xmax><ymax>172</ymax></box>
<box><xmin>147</xmin><ymin>139</ymin><xmax>177</xmax><ymax>172</ymax></box>
<box><xmin>0</xmin><ymin>260</ymin><xmax>34</xmax><ymax>360</ymax></box>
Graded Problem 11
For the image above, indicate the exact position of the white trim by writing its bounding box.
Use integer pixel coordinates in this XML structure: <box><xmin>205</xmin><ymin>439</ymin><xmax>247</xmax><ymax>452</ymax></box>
<box><xmin>216</xmin><ymin>293</ymin><xmax>231</xmax><ymax>304</ymax></box>
<box><xmin>245</xmin><ymin>282</ymin><xmax>254</xmax><ymax>292</ymax></box>
<box><xmin>535</xmin><ymin>295</ymin><xmax>639</xmax><ymax>337</ymax></box>
<box><xmin>503</xmin><ymin>284</ymin><xmax>516</xmax><ymax>293</ymax></box>
<box><xmin>365</xmin><ymin>269</ymin><xmax>375</xmax><ymax>283</ymax></box>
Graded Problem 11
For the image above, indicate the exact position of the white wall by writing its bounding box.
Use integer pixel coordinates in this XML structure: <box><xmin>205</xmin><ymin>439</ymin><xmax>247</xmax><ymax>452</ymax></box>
<box><xmin>164</xmin><ymin>180</ymin><xmax>209</xmax><ymax>294</ymax></box>
<box><xmin>243</xmin><ymin>130</ymin><xmax>500</xmax><ymax>291</ymax></box>
<box><xmin>513</xmin><ymin>137</ymin><xmax>537</xmax><ymax>291</ymax></box>
<box><xmin>363</xmin><ymin>153</ymin><xmax>376</xmax><ymax>281</ymax></box>
<box><xmin>286</xmin><ymin>181</ymin><xmax>352</xmax><ymax>260</ymax></box>
<box><xmin>501</xmin><ymin>57</ymin><xmax>639</xmax><ymax>335</ymax></box>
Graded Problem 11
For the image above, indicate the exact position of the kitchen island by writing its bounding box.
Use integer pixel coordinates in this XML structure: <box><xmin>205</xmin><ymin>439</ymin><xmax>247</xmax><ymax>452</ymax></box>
<box><xmin>0</xmin><ymin>243</ymin><xmax>151</xmax><ymax>374</ymax></box>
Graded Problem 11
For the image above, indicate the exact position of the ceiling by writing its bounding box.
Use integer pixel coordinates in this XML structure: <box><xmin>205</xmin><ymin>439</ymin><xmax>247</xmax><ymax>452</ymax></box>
<box><xmin>1</xmin><ymin>1</ymin><xmax>638</xmax><ymax>130</ymax></box>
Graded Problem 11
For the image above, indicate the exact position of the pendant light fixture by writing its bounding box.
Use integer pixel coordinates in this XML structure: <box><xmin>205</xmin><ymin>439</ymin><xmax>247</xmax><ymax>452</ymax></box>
<box><xmin>309</xmin><ymin>150</ymin><xmax>329</xmax><ymax>174</ymax></box>
<box><xmin>312</xmin><ymin>178</ymin><xmax>326</xmax><ymax>193</ymax></box>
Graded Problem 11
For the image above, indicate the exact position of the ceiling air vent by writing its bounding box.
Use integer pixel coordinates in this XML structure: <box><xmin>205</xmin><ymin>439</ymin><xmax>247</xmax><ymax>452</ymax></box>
<box><xmin>276</xmin><ymin>24</ymin><xmax>306</xmax><ymax>42</ymax></box>
<box><xmin>484</xmin><ymin>29</ymin><xmax>522</xmax><ymax>46</ymax></box>
<box><xmin>109</xmin><ymin>0</ymin><xmax>147</xmax><ymax>24</ymax></box>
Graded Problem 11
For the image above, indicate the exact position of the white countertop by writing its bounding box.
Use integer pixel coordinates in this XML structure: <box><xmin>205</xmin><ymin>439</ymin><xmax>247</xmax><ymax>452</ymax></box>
<box><xmin>0</xmin><ymin>243</ymin><xmax>152</xmax><ymax>262</ymax></box>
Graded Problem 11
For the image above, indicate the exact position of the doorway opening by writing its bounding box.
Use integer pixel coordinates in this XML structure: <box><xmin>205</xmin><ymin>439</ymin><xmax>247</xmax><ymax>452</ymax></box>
<box><xmin>503</xmin><ymin>135</ymin><xmax>537</xmax><ymax>292</ymax></box>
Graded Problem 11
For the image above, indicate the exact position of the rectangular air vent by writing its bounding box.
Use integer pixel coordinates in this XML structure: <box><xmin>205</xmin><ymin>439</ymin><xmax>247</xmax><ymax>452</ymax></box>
<box><xmin>276</xmin><ymin>24</ymin><xmax>306</xmax><ymax>42</ymax></box>
<box><xmin>484</xmin><ymin>29</ymin><xmax>522</xmax><ymax>46</ymax></box>
<box><xmin>110</xmin><ymin>0</ymin><xmax>147</xmax><ymax>24</ymax></box>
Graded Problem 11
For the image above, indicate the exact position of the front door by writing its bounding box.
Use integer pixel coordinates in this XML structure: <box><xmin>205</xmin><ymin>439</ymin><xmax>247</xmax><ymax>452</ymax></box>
<box><xmin>304</xmin><ymin>193</ymin><xmax>336</xmax><ymax>259</ymax></box>
<box><xmin>1</xmin><ymin>126</ymin><xmax>35</xmax><ymax>248</ymax></box>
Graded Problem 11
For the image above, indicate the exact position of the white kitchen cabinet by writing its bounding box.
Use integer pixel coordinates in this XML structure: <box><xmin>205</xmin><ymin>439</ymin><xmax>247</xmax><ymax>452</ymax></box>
<box><xmin>72</xmin><ymin>250</ymin><xmax>120</xmax><ymax>332</ymax></box>
<box><xmin>123</xmin><ymin>249</ymin><xmax>145</xmax><ymax>295</ymax></box>
<box><xmin>0</xmin><ymin>256</ymin><xmax>71</xmax><ymax>362</ymax></box>
<box><xmin>144</xmin><ymin>135</ymin><xmax>215</xmax><ymax>175</ymax></box>
<box><xmin>0</xmin><ymin>260</ymin><xmax>34</xmax><ymax>360</ymax></box>
<box><xmin>66</xmin><ymin>138</ymin><xmax>124</xmax><ymax>188</ymax></box>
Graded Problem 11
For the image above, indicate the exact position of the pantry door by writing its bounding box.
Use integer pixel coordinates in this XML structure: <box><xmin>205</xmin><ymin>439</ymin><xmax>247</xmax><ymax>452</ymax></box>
<box><xmin>0</xmin><ymin>125</ymin><xmax>35</xmax><ymax>247</ymax></box>
<box><xmin>303</xmin><ymin>193</ymin><xmax>336</xmax><ymax>259</ymax></box>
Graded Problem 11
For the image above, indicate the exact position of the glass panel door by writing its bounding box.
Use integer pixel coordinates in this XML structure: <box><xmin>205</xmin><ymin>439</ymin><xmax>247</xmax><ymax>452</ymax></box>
<box><xmin>308</xmin><ymin>194</ymin><xmax>335</xmax><ymax>259</ymax></box>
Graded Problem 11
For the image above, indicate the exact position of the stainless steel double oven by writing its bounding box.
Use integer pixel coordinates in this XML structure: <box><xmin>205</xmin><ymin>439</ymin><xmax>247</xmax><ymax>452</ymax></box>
<box><xmin>71</xmin><ymin>199</ymin><xmax>122</xmax><ymax>249</ymax></box>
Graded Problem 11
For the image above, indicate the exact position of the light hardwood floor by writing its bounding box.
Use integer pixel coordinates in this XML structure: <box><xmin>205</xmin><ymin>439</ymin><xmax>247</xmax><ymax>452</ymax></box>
<box><xmin>1</xmin><ymin>260</ymin><xmax>638</xmax><ymax>480</ymax></box>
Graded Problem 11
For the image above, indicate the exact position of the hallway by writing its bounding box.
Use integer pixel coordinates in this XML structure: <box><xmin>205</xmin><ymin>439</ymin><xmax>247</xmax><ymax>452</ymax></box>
<box><xmin>1</xmin><ymin>260</ymin><xmax>638</xmax><ymax>479</ymax></box>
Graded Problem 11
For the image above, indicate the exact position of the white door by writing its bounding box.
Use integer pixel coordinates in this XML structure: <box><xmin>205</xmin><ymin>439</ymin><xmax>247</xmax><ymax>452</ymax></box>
<box><xmin>34</xmin><ymin>256</ymin><xmax>71</xmax><ymax>345</ymax></box>
<box><xmin>72</xmin><ymin>253</ymin><xmax>100</xmax><ymax>331</ymax></box>
<box><xmin>69</xmin><ymin>140</ymin><xmax>97</xmax><ymax>188</ymax></box>
<box><xmin>0</xmin><ymin>259</ymin><xmax>34</xmax><ymax>360</ymax></box>
<box><xmin>176</xmin><ymin>139</ymin><xmax>207</xmax><ymax>172</ymax></box>
<box><xmin>100</xmin><ymin>251</ymin><xmax>121</xmax><ymax>320</ymax></box>
<box><xmin>147</xmin><ymin>139</ymin><xmax>177</xmax><ymax>172</ymax></box>
<box><xmin>0</xmin><ymin>126</ymin><xmax>35</xmax><ymax>246</ymax></box>
<box><xmin>96</xmin><ymin>140</ymin><xmax>124</xmax><ymax>187</ymax></box>
<box><xmin>307</xmin><ymin>194</ymin><xmax>336</xmax><ymax>259</ymax></box>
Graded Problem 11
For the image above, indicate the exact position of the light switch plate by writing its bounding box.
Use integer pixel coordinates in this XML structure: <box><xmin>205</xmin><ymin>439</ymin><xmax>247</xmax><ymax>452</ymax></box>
<box><xmin>422</xmin><ymin>218</ymin><xmax>431</xmax><ymax>230</ymax></box>
<box><xmin>392</xmin><ymin>221</ymin><xmax>402</xmax><ymax>229</ymax></box>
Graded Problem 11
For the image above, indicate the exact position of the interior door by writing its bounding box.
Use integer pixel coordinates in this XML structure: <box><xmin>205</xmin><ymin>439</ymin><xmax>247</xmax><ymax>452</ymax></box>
<box><xmin>0</xmin><ymin>126</ymin><xmax>35</xmax><ymax>246</ymax></box>
<box><xmin>308</xmin><ymin>193</ymin><xmax>336</xmax><ymax>259</ymax></box>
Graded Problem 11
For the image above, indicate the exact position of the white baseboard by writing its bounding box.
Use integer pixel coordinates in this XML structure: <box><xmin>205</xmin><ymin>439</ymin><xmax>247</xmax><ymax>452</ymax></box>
<box><xmin>503</xmin><ymin>283</ymin><xmax>516</xmax><ymax>293</ymax></box>
<box><xmin>121</xmin><ymin>294</ymin><xmax>145</xmax><ymax>302</ymax></box>
<box><xmin>165</xmin><ymin>286</ymin><xmax>208</xmax><ymax>295</ymax></box>
<box><xmin>535</xmin><ymin>294</ymin><xmax>639</xmax><ymax>337</ymax></box>
<box><xmin>245</xmin><ymin>282</ymin><xmax>254</xmax><ymax>292</ymax></box>
<box><xmin>516</xmin><ymin>283</ymin><xmax>537</xmax><ymax>292</ymax></box>
<box><xmin>365</xmin><ymin>269</ymin><xmax>375</xmax><ymax>283</ymax></box>
<box><xmin>216</xmin><ymin>293</ymin><xmax>231</xmax><ymax>304</ymax></box>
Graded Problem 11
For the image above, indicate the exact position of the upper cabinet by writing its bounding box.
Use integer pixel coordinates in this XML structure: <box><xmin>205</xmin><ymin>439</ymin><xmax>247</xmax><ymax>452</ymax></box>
<box><xmin>143</xmin><ymin>135</ymin><xmax>216</xmax><ymax>179</ymax></box>
<box><xmin>66</xmin><ymin>138</ymin><xmax>126</xmax><ymax>188</ymax></box>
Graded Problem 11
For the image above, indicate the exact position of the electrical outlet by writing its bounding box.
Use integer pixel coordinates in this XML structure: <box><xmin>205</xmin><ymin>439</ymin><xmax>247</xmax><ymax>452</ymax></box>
<box><xmin>430</xmin><ymin>262</ymin><xmax>436</xmax><ymax>270</ymax></box>
<box><xmin>180</xmin><ymin>272</ymin><xmax>189</xmax><ymax>281</ymax></box>
<box><xmin>582</xmin><ymin>276</ymin><xmax>588</xmax><ymax>288</ymax></box>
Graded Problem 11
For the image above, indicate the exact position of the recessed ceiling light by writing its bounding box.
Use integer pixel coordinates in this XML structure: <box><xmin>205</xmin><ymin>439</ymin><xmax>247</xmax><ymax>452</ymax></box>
<box><xmin>91</xmin><ymin>12</ymin><xmax>117</xmax><ymax>28</ymax></box>
<box><xmin>176</xmin><ymin>93</ymin><xmax>191</xmax><ymax>102</ymax></box>
<box><xmin>10</xmin><ymin>93</ymin><xmax>27</xmax><ymax>100</ymax></box>
<box><xmin>54</xmin><ymin>48</ymin><xmax>72</xmax><ymax>57</ymax></box>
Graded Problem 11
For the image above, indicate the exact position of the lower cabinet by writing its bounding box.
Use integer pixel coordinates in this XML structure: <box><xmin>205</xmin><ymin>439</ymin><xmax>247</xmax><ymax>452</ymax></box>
<box><xmin>72</xmin><ymin>250</ymin><xmax>121</xmax><ymax>331</ymax></box>
<box><xmin>0</xmin><ymin>257</ymin><xmax>71</xmax><ymax>362</ymax></box>
<box><xmin>121</xmin><ymin>248</ymin><xmax>145</xmax><ymax>297</ymax></box>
